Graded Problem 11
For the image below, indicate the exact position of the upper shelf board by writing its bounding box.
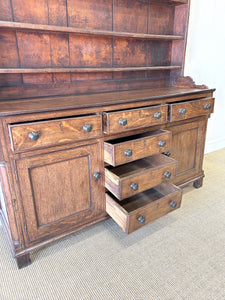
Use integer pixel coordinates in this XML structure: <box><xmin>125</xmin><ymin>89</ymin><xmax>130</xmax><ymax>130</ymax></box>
<box><xmin>0</xmin><ymin>21</ymin><xmax>184</xmax><ymax>41</ymax></box>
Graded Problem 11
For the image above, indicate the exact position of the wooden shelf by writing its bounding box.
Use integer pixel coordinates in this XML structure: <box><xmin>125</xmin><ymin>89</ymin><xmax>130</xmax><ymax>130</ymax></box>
<box><xmin>151</xmin><ymin>0</ymin><xmax>188</xmax><ymax>5</ymax></box>
<box><xmin>0</xmin><ymin>66</ymin><xmax>181</xmax><ymax>74</ymax></box>
<box><xmin>0</xmin><ymin>21</ymin><xmax>184</xmax><ymax>41</ymax></box>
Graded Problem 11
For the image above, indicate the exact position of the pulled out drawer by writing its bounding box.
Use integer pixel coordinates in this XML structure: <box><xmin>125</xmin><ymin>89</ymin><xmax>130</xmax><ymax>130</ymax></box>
<box><xmin>105</xmin><ymin>154</ymin><xmax>177</xmax><ymax>200</ymax></box>
<box><xmin>106</xmin><ymin>183</ymin><xmax>182</xmax><ymax>234</ymax></box>
<box><xmin>9</xmin><ymin>114</ymin><xmax>102</xmax><ymax>151</ymax></box>
<box><xmin>104</xmin><ymin>130</ymin><xmax>171</xmax><ymax>166</ymax></box>
<box><xmin>170</xmin><ymin>98</ymin><xmax>214</xmax><ymax>122</ymax></box>
<box><xmin>103</xmin><ymin>105</ymin><xmax>168</xmax><ymax>134</ymax></box>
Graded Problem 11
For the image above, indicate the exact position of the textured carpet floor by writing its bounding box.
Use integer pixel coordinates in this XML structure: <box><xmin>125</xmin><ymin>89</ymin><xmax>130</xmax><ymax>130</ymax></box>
<box><xmin>0</xmin><ymin>149</ymin><xmax>225</xmax><ymax>300</ymax></box>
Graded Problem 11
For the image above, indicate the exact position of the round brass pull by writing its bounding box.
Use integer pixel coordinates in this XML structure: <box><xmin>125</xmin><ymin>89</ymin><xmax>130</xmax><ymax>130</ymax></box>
<box><xmin>83</xmin><ymin>124</ymin><xmax>92</xmax><ymax>132</ymax></box>
<box><xmin>179</xmin><ymin>108</ymin><xmax>186</xmax><ymax>115</ymax></box>
<box><xmin>28</xmin><ymin>131</ymin><xmax>39</xmax><ymax>141</ymax></box>
<box><xmin>154</xmin><ymin>112</ymin><xmax>162</xmax><ymax>119</ymax></box>
<box><xmin>119</xmin><ymin>118</ymin><xmax>127</xmax><ymax>126</ymax></box>
<box><xmin>204</xmin><ymin>104</ymin><xmax>211</xmax><ymax>110</ymax></box>
<box><xmin>124</xmin><ymin>149</ymin><xmax>132</xmax><ymax>157</ymax></box>
<box><xmin>130</xmin><ymin>183</ymin><xmax>138</xmax><ymax>191</ymax></box>
<box><xmin>158</xmin><ymin>140</ymin><xmax>166</xmax><ymax>147</ymax></box>
<box><xmin>138</xmin><ymin>216</ymin><xmax>146</xmax><ymax>224</ymax></box>
<box><xmin>170</xmin><ymin>201</ymin><xmax>177</xmax><ymax>209</ymax></box>
<box><xmin>164</xmin><ymin>171</ymin><xmax>171</xmax><ymax>179</ymax></box>
<box><xmin>93</xmin><ymin>172</ymin><xmax>101</xmax><ymax>180</ymax></box>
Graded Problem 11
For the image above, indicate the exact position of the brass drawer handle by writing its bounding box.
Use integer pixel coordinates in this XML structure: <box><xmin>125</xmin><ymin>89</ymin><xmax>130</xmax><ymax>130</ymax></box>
<box><xmin>179</xmin><ymin>108</ymin><xmax>186</xmax><ymax>115</ymax></box>
<box><xmin>93</xmin><ymin>172</ymin><xmax>101</xmax><ymax>180</ymax></box>
<box><xmin>119</xmin><ymin>118</ymin><xmax>127</xmax><ymax>126</ymax></box>
<box><xmin>204</xmin><ymin>104</ymin><xmax>211</xmax><ymax>110</ymax></box>
<box><xmin>164</xmin><ymin>171</ymin><xmax>171</xmax><ymax>179</ymax></box>
<box><xmin>170</xmin><ymin>201</ymin><xmax>177</xmax><ymax>209</ymax></box>
<box><xmin>138</xmin><ymin>216</ymin><xmax>146</xmax><ymax>224</ymax></box>
<box><xmin>154</xmin><ymin>112</ymin><xmax>162</xmax><ymax>119</ymax></box>
<box><xmin>83</xmin><ymin>124</ymin><xmax>92</xmax><ymax>132</ymax></box>
<box><xmin>130</xmin><ymin>183</ymin><xmax>138</xmax><ymax>191</ymax></box>
<box><xmin>28</xmin><ymin>131</ymin><xmax>39</xmax><ymax>141</ymax></box>
<box><xmin>158</xmin><ymin>140</ymin><xmax>166</xmax><ymax>147</ymax></box>
<box><xmin>124</xmin><ymin>149</ymin><xmax>132</xmax><ymax>157</ymax></box>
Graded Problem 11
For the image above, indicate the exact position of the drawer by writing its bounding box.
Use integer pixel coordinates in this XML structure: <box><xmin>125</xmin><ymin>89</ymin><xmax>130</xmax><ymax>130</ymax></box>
<box><xmin>9</xmin><ymin>114</ymin><xmax>102</xmax><ymax>151</ymax></box>
<box><xmin>104</xmin><ymin>129</ymin><xmax>171</xmax><ymax>166</ymax></box>
<box><xmin>103</xmin><ymin>105</ymin><xmax>168</xmax><ymax>134</ymax></box>
<box><xmin>106</xmin><ymin>183</ymin><xmax>182</xmax><ymax>234</ymax></box>
<box><xmin>105</xmin><ymin>154</ymin><xmax>177</xmax><ymax>200</ymax></box>
<box><xmin>170</xmin><ymin>98</ymin><xmax>214</xmax><ymax>122</ymax></box>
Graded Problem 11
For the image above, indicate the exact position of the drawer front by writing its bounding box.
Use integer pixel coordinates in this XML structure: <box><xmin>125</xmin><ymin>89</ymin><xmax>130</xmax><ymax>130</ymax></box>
<box><xmin>9</xmin><ymin>114</ymin><xmax>102</xmax><ymax>151</ymax></box>
<box><xmin>170</xmin><ymin>98</ymin><xmax>214</xmax><ymax>122</ymax></box>
<box><xmin>105</xmin><ymin>154</ymin><xmax>177</xmax><ymax>200</ymax></box>
<box><xmin>103</xmin><ymin>105</ymin><xmax>168</xmax><ymax>134</ymax></box>
<box><xmin>104</xmin><ymin>130</ymin><xmax>171</xmax><ymax>166</ymax></box>
<box><xmin>106</xmin><ymin>183</ymin><xmax>182</xmax><ymax>234</ymax></box>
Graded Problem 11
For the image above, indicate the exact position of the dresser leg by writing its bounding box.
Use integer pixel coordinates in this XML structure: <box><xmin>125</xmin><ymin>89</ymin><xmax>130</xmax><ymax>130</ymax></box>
<box><xmin>193</xmin><ymin>178</ymin><xmax>203</xmax><ymax>189</ymax></box>
<box><xmin>16</xmin><ymin>253</ymin><xmax>31</xmax><ymax>269</ymax></box>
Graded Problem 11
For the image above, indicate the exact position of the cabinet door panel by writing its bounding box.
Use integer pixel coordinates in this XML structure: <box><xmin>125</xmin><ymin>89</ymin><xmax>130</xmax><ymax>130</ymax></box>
<box><xmin>16</xmin><ymin>143</ymin><xmax>104</xmax><ymax>243</ymax></box>
<box><xmin>167</xmin><ymin>118</ymin><xmax>207</xmax><ymax>185</ymax></box>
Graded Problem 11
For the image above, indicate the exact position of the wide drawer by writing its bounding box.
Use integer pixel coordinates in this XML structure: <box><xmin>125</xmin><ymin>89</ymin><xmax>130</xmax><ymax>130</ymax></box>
<box><xmin>9</xmin><ymin>114</ymin><xmax>102</xmax><ymax>151</ymax></box>
<box><xmin>103</xmin><ymin>105</ymin><xmax>168</xmax><ymax>134</ymax></box>
<box><xmin>106</xmin><ymin>183</ymin><xmax>182</xmax><ymax>234</ymax></box>
<box><xmin>170</xmin><ymin>98</ymin><xmax>214</xmax><ymax>122</ymax></box>
<box><xmin>105</xmin><ymin>154</ymin><xmax>177</xmax><ymax>200</ymax></box>
<box><xmin>104</xmin><ymin>130</ymin><xmax>171</xmax><ymax>166</ymax></box>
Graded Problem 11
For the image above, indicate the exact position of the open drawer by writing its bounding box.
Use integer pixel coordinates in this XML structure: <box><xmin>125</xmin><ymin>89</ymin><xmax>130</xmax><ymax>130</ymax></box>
<box><xmin>106</xmin><ymin>183</ymin><xmax>182</xmax><ymax>234</ymax></box>
<box><xmin>105</xmin><ymin>154</ymin><xmax>177</xmax><ymax>200</ymax></box>
<box><xmin>104</xmin><ymin>130</ymin><xmax>171</xmax><ymax>166</ymax></box>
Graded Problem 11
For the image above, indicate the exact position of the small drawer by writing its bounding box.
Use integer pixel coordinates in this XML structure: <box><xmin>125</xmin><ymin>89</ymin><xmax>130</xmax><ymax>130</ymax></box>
<box><xmin>105</xmin><ymin>154</ymin><xmax>177</xmax><ymax>200</ymax></box>
<box><xmin>103</xmin><ymin>105</ymin><xmax>168</xmax><ymax>134</ymax></box>
<box><xmin>104</xmin><ymin>129</ymin><xmax>171</xmax><ymax>166</ymax></box>
<box><xmin>106</xmin><ymin>183</ymin><xmax>182</xmax><ymax>234</ymax></box>
<box><xmin>170</xmin><ymin>98</ymin><xmax>214</xmax><ymax>122</ymax></box>
<box><xmin>9</xmin><ymin>114</ymin><xmax>102</xmax><ymax>151</ymax></box>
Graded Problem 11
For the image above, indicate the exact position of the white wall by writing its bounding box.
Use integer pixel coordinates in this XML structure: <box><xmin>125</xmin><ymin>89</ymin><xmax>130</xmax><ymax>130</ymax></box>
<box><xmin>184</xmin><ymin>0</ymin><xmax>225</xmax><ymax>153</ymax></box>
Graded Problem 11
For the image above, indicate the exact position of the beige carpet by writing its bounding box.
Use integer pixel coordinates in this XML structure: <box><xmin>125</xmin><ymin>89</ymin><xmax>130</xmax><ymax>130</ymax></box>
<box><xmin>0</xmin><ymin>149</ymin><xmax>225</xmax><ymax>300</ymax></box>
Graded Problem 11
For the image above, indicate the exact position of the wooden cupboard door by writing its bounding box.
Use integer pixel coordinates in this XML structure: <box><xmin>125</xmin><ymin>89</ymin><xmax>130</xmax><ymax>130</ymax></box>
<box><xmin>167</xmin><ymin>118</ymin><xmax>207</xmax><ymax>186</ymax></box>
<box><xmin>15</xmin><ymin>143</ymin><xmax>104</xmax><ymax>244</ymax></box>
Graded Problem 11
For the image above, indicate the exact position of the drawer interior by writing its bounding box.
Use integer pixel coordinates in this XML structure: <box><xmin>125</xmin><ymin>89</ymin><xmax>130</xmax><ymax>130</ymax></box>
<box><xmin>105</xmin><ymin>154</ymin><xmax>176</xmax><ymax>178</ymax></box>
<box><xmin>107</xmin><ymin>183</ymin><xmax>181</xmax><ymax>213</ymax></box>
<box><xmin>105</xmin><ymin>129</ymin><xmax>167</xmax><ymax>145</ymax></box>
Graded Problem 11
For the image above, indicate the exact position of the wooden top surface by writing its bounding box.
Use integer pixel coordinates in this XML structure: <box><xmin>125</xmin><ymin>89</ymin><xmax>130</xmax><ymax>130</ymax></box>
<box><xmin>0</xmin><ymin>87</ymin><xmax>215</xmax><ymax>117</ymax></box>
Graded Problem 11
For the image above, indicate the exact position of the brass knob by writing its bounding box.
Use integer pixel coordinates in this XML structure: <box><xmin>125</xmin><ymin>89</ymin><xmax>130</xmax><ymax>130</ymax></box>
<box><xmin>154</xmin><ymin>112</ymin><xmax>162</xmax><ymax>119</ymax></box>
<box><xmin>170</xmin><ymin>201</ymin><xmax>177</xmax><ymax>209</ymax></box>
<box><xmin>130</xmin><ymin>183</ymin><xmax>138</xmax><ymax>191</ymax></box>
<box><xmin>179</xmin><ymin>108</ymin><xmax>186</xmax><ymax>115</ymax></box>
<box><xmin>83</xmin><ymin>124</ymin><xmax>92</xmax><ymax>132</ymax></box>
<box><xmin>93</xmin><ymin>172</ymin><xmax>101</xmax><ymax>180</ymax></box>
<box><xmin>158</xmin><ymin>140</ymin><xmax>166</xmax><ymax>147</ymax></box>
<box><xmin>164</xmin><ymin>171</ymin><xmax>171</xmax><ymax>179</ymax></box>
<box><xmin>124</xmin><ymin>149</ymin><xmax>132</xmax><ymax>157</ymax></box>
<box><xmin>138</xmin><ymin>216</ymin><xmax>145</xmax><ymax>224</ymax></box>
<box><xmin>204</xmin><ymin>104</ymin><xmax>211</xmax><ymax>110</ymax></box>
<box><xmin>119</xmin><ymin>118</ymin><xmax>127</xmax><ymax>126</ymax></box>
<box><xmin>28</xmin><ymin>131</ymin><xmax>39</xmax><ymax>141</ymax></box>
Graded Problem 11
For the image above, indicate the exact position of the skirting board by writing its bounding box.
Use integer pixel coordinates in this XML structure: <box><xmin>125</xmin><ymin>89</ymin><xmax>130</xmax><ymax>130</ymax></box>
<box><xmin>205</xmin><ymin>137</ymin><xmax>225</xmax><ymax>154</ymax></box>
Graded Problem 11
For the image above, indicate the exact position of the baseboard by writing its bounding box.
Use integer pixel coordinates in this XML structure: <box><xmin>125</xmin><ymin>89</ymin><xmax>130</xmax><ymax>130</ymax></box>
<box><xmin>205</xmin><ymin>137</ymin><xmax>225</xmax><ymax>154</ymax></box>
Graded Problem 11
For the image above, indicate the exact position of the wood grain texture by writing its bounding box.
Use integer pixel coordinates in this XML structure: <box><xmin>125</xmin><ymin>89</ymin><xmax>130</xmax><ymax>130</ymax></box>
<box><xmin>106</xmin><ymin>183</ymin><xmax>182</xmax><ymax>234</ymax></box>
<box><xmin>148</xmin><ymin>4</ymin><xmax>174</xmax><ymax>35</ymax></box>
<box><xmin>0</xmin><ymin>0</ymin><xmax>12</xmax><ymax>21</ymax></box>
<box><xmin>10</xmin><ymin>114</ymin><xmax>102</xmax><ymax>151</ymax></box>
<box><xmin>170</xmin><ymin>98</ymin><xmax>214</xmax><ymax>121</ymax></box>
<box><xmin>104</xmin><ymin>130</ymin><xmax>172</xmax><ymax>166</ymax></box>
<box><xmin>105</xmin><ymin>154</ymin><xmax>177</xmax><ymax>200</ymax></box>
<box><xmin>15</xmin><ymin>143</ymin><xmax>104</xmax><ymax>242</ymax></box>
<box><xmin>103</xmin><ymin>104</ymin><xmax>168</xmax><ymax>134</ymax></box>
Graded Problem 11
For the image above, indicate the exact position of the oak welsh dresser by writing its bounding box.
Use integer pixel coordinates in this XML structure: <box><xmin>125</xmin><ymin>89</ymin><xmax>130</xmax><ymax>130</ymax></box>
<box><xmin>0</xmin><ymin>0</ymin><xmax>215</xmax><ymax>268</ymax></box>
